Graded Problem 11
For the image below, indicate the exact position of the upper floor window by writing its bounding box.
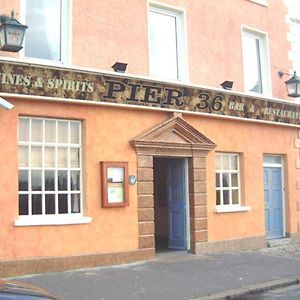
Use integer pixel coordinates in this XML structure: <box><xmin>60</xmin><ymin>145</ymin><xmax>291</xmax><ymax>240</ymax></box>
<box><xmin>148</xmin><ymin>4</ymin><xmax>187</xmax><ymax>81</ymax></box>
<box><xmin>23</xmin><ymin>0</ymin><xmax>70</xmax><ymax>63</ymax></box>
<box><xmin>242</xmin><ymin>28</ymin><xmax>271</xmax><ymax>96</ymax></box>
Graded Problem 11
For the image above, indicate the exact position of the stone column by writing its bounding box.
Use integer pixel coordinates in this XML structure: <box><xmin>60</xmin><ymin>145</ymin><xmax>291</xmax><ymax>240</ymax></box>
<box><xmin>137</xmin><ymin>155</ymin><xmax>155</xmax><ymax>252</ymax></box>
<box><xmin>188</xmin><ymin>154</ymin><xmax>208</xmax><ymax>253</ymax></box>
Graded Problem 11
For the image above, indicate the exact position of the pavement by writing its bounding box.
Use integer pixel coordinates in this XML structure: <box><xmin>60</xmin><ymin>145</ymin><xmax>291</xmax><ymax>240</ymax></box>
<box><xmin>11</xmin><ymin>242</ymin><xmax>300</xmax><ymax>300</ymax></box>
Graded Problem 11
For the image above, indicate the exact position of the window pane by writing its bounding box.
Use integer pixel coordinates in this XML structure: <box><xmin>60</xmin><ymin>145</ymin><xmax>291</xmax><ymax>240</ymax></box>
<box><xmin>222</xmin><ymin>156</ymin><xmax>230</xmax><ymax>170</ymax></box>
<box><xmin>19</xmin><ymin>146</ymin><xmax>29</xmax><ymax>167</ymax></box>
<box><xmin>70</xmin><ymin>122</ymin><xmax>80</xmax><ymax>144</ymax></box>
<box><xmin>45</xmin><ymin>120</ymin><xmax>56</xmax><ymax>143</ymax></box>
<box><xmin>223</xmin><ymin>190</ymin><xmax>230</xmax><ymax>205</ymax></box>
<box><xmin>31</xmin><ymin>119</ymin><xmax>43</xmax><ymax>142</ymax></box>
<box><xmin>231</xmin><ymin>174</ymin><xmax>238</xmax><ymax>187</ymax></box>
<box><xmin>45</xmin><ymin>147</ymin><xmax>55</xmax><ymax>168</ymax></box>
<box><xmin>19</xmin><ymin>170</ymin><xmax>28</xmax><ymax>191</ymax></box>
<box><xmin>58</xmin><ymin>170</ymin><xmax>68</xmax><ymax>191</ymax></box>
<box><xmin>31</xmin><ymin>146</ymin><xmax>42</xmax><ymax>167</ymax></box>
<box><xmin>25</xmin><ymin>0</ymin><xmax>62</xmax><ymax>61</ymax></box>
<box><xmin>216</xmin><ymin>173</ymin><xmax>220</xmax><ymax>188</ymax></box>
<box><xmin>57</xmin><ymin>147</ymin><xmax>68</xmax><ymax>168</ymax></box>
<box><xmin>71</xmin><ymin>171</ymin><xmax>80</xmax><ymax>190</ymax></box>
<box><xmin>19</xmin><ymin>118</ymin><xmax>29</xmax><ymax>141</ymax></box>
<box><xmin>32</xmin><ymin>170</ymin><xmax>42</xmax><ymax>191</ymax></box>
<box><xmin>243</xmin><ymin>34</ymin><xmax>263</xmax><ymax>93</ymax></box>
<box><xmin>32</xmin><ymin>194</ymin><xmax>42</xmax><ymax>215</ymax></box>
<box><xmin>45</xmin><ymin>194</ymin><xmax>56</xmax><ymax>214</ymax></box>
<box><xmin>19</xmin><ymin>194</ymin><xmax>29</xmax><ymax>215</ymax></box>
<box><xmin>70</xmin><ymin>148</ymin><xmax>80</xmax><ymax>168</ymax></box>
<box><xmin>71</xmin><ymin>194</ymin><xmax>80</xmax><ymax>213</ymax></box>
<box><xmin>58</xmin><ymin>121</ymin><xmax>69</xmax><ymax>143</ymax></box>
<box><xmin>231</xmin><ymin>155</ymin><xmax>238</xmax><ymax>170</ymax></box>
<box><xmin>216</xmin><ymin>190</ymin><xmax>221</xmax><ymax>205</ymax></box>
<box><xmin>263</xmin><ymin>156</ymin><xmax>282</xmax><ymax>165</ymax></box>
<box><xmin>149</xmin><ymin>10</ymin><xmax>178</xmax><ymax>79</ymax></box>
<box><xmin>58</xmin><ymin>194</ymin><xmax>68</xmax><ymax>213</ymax></box>
<box><xmin>216</xmin><ymin>155</ymin><xmax>221</xmax><ymax>170</ymax></box>
<box><xmin>45</xmin><ymin>170</ymin><xmax>55</xmax><ymax>191</ymax></box>
<box><xmin>222</xmin><ymin>173</ymin><xmax>230</xmax><ymax>187</ymax></box>
<box><xmin>232</xmin><ymin>190</ymin><xmax>239</xmax><ymax>205</ymax></box>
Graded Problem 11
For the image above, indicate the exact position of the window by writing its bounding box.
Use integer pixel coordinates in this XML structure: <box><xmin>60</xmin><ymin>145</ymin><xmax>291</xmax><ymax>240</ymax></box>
<box><xmin>17</xmin><ymin>117</ymin><xmax>90</xmax><ymax>226</ymax></box>
<box><xmin>242</xmin><ymin>28</ymin><xmax>271</xmax><ymax>96</ymax></box>
<box><xmin>23</xmin><ymin>0</ymin><xmax>70</xmax><ymax>63</ymax></box>
<box><xmin>148</xmin><ymin>4</ymin><xmax>187</xmax><ymax>80</ymax></box>
<box><xmin>216</xmin><ymin>153</ymin><xmax>240</xmax><ymax>206</ymax></box>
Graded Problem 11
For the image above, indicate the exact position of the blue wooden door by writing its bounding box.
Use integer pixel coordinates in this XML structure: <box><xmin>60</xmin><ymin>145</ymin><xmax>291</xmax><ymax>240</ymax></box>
<box><xmin>167</xmin><ymin>159</ymin><xmax>186</xmax><ymax>250</ymax></box>
<box><xmin>264</xmin><ymin>167</ymin><xmax>284</xmax><ymax>239</ymax></box>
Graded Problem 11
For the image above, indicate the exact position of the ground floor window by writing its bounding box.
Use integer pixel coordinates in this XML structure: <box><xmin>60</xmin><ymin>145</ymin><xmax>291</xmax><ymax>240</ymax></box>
<box><xmin>17</xmin><ymin>116</ymin><xmax>83</xmax><ymax>224</ymax></box>
<box><xmin>216</xmin><ymin>153</ymin><xmax>240</xmax><ymax>207</ymax></box>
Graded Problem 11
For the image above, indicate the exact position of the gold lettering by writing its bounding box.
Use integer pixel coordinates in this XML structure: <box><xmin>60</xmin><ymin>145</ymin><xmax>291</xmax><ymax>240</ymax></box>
<box><xmin>34</xmin><ymin>77</ymin><xmax>44</xmax><ymax>88</ymax></box>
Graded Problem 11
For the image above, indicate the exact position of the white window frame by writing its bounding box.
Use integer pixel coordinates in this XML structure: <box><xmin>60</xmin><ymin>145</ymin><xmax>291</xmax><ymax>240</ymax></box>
<box><xmin>242</xmin><ymin>26</ymin><xmax>271</xmax><ymax>97</ymax></box>
<box><xmin>215</xmin><ymin>153</ymin><xmax>250</xmax><ymax>213</ymax></box>
<box><xmin>20</xmin><ymin>0</ymin><xmax>72</xmax><ymax>65</ymax></box>
<box><xmin>15</xmin><ymin>116</ymin><xmax>91</xmax><ymax>226</ymax></box>
<box><xmin>148</xmin><ymin>1</ymin><xmax>188</xmax><ymax>81</ymax></box>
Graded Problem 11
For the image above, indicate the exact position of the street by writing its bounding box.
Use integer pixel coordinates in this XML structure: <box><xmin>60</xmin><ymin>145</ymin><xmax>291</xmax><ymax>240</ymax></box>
<box><xmin>11</xmin><ymin>244</ymin><xmax>300</xmax><ymax>300</ymax></box>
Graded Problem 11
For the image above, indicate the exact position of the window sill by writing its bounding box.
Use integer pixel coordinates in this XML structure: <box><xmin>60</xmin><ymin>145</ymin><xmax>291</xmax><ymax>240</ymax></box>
<box><xmin>14</xmin><ymin>215</ymin><xmax>92</xmax><ymax>226</ymax></box>
<box><xmin>214</xmin><ymin>206</ymin><xmax>251</xmax><ymax>213</ymax></box>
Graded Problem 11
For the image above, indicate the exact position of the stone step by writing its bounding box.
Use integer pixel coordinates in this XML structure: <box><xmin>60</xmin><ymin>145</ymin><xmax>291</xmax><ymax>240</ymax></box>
<box><xmin>268</xmin><ymin>238</ymin><xmax>292</xmax><ymax>248</ymax></box>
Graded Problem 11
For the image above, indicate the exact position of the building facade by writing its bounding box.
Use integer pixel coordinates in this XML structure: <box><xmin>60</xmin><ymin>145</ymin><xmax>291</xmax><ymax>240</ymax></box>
<box><xmin>1</xmin><ymin>0</ymin><xmax>300</xmax><ymax>277</ymax></box>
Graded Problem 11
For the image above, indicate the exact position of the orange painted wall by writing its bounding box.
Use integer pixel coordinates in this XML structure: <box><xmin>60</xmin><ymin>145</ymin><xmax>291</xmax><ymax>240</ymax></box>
<box><xmin>0</xmin><ymin>0</ymin><xmax>298</xmax><ymax>260</ymax></box>
<box><xmin>0</xmin><ymin>98</ymin><xmax>168</xmax><ymax>260</ymax></box>
<box><xmin>0</xmin><ymin>96</ymin><xmax>299</xmax><ymax>259</ymax></box>
<box><xmin>185</xmin><ymin>114</ymin><xmax>300</xmax><ymax>241</ymax></box>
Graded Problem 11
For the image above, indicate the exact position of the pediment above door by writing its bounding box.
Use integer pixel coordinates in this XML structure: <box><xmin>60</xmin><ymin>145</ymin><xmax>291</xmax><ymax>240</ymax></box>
<box><xmin>131</xmin><ymin>116</ymin><xmax>216</xmax><ymax>156</ymax></box>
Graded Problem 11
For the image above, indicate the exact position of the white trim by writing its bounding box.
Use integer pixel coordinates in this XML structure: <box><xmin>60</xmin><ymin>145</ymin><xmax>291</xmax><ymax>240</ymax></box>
<box><xmin>18</xmin><ymin>117</ymin><xmax>84</xmax><ymax>223</ymax></box>
<box><xmin>216</xmin><ymin>153</ymin><xmax>241</xmax><ymax>206</ymax></box>
<box><xmin>19</xmin><ymin>0</ymin><xmax>71</xmax><ymax>65</ymax></box>
<box><xmin>147</xmin><ymin>1</ymin><xmax>188</xmax><ymax>81</ymax></box>
<box><xmin>241</xmin><ymin>25</ymin><xmax>272</xmax><ymax>97</ymax></box>
<box><xmin>215</xmin><ymin>205</ymin><xmax>251</xmax><ymax>213</ymax></box>
<box><xmin>15</xmin><ymin>215</ymin><xmax>92</xmax><ymax>226</ymax></box>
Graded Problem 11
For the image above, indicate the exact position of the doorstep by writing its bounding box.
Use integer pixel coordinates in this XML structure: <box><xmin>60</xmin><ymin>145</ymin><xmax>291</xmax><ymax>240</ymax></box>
<box><xmin>268</xmin><ymin>238</ymin><xmax>292</xmax><ymax>248</ymax></box>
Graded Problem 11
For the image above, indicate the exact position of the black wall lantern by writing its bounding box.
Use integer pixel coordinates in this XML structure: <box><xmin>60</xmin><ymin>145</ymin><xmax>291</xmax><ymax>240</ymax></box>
<box><xmin>0</xmin><ymin>11</ymin><xmax>27</xmax><ymax>52</ymax></box>
<box><xmin>285</xmin><ymin>71</ymin><xmax>300</xmax><ymax>98</ymax></box>
<box><xmin>278</xmin><ymin>70</ymin><xmax>300</xmax><ymax>98</ymax></box>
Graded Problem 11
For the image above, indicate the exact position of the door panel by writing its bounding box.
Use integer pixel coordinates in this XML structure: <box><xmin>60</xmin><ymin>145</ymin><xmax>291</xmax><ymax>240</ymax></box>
<box><xmin>167</xmin><ymin>159</ymin><xmax>186</xmax><ymax>249</ymax></box>
<box><xmin>264</xmin><ymin>167</ymin><xmax>284</xmax><ymax>239</ymax></box>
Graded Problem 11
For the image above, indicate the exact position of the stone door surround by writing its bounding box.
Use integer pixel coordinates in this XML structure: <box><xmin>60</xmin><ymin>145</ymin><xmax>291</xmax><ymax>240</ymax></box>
<box><xmin>131</xmin><ymin>115</ymin><xmax>216</xmax><ymax>254</ymax></box>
